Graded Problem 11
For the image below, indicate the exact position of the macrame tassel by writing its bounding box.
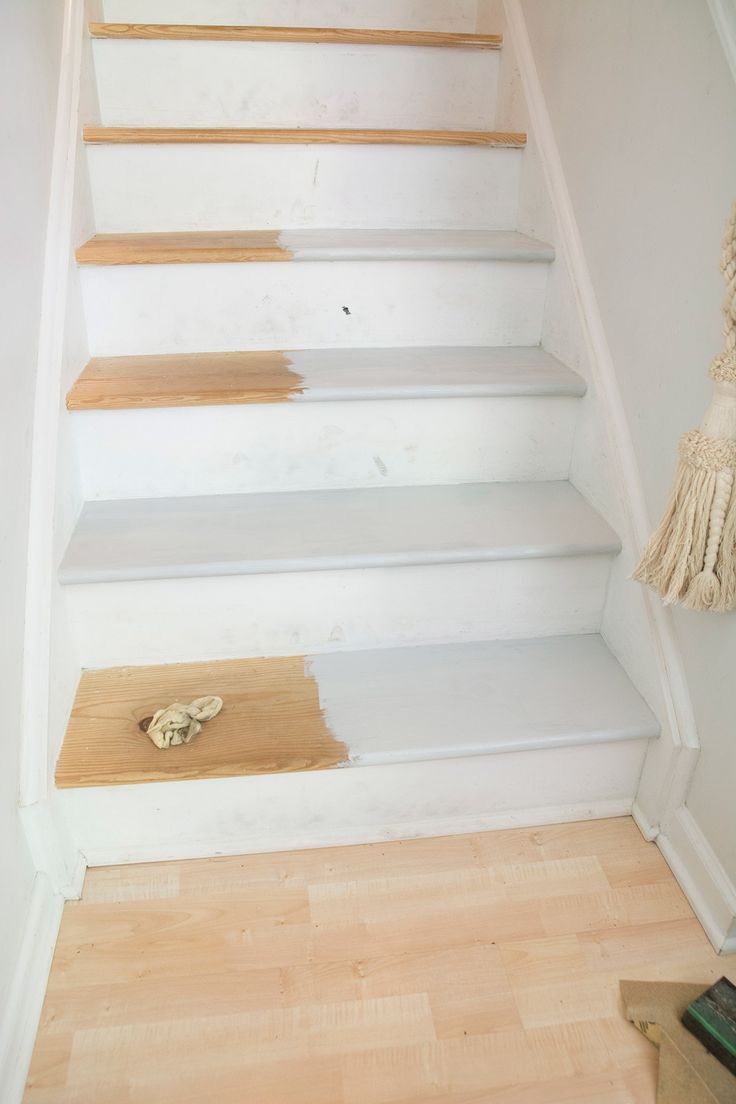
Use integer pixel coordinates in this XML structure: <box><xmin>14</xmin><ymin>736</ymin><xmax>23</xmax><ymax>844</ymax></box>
<box><xmin>633</xmin><ymin>430</ymin><xmax>736</xmax><ymax>611</ymax></box>
<box><xmin>682</xmin><ymin>469</ymin><xmax>736</xmax><ymax>611</ymax></box>
<box><xmin>633</xmin><ymin>200</ymin><xmax>736</xmax><ymax>613</ymax></box>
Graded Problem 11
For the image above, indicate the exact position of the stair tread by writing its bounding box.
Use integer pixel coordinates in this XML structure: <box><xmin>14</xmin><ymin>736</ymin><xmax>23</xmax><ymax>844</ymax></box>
<box><xmin>76</xmin><ymin>228</ymin><xmax>552</xmax><ymax>266</ymax></box>
<box><xmin>89</xmin><ymin>23</ymin><xmax>504</xmax><ymax>49</ymax></box>
<box><xmin>59</xmin><ymin>481</ymin><xmax>620</xmax><ymax>585</ymax></box>
<box><xmin>84</xmin><ymin>128</ymin><xmax>524</xmax><ymax>147</ymax></box>
<box><xmin>55</xmin><ymin>635</ymin><xmax>659</xmax><ymax>788</ymax></box>
<box><xmin>67</xmin><ymin>346</ymin><xmax>586</xmax><ymax>410</ymax></box>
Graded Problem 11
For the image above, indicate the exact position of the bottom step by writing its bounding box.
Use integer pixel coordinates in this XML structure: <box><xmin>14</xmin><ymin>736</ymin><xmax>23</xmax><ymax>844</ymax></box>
<box><xmin>56</xmin><ymin>635</ymin><xmax>658</xmax><ymax>866</ymax></box>
<box><xmin>56</xmin><ymin>635</ymin><xmax>658</xmax><ymax>788</ymax></box>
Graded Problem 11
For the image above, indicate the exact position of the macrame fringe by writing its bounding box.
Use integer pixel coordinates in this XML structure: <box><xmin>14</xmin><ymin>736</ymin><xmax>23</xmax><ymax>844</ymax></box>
<box><xmin>633</xmin><ymin>432</ymin><xmax>736</xmax><ymax>612</ymax></box>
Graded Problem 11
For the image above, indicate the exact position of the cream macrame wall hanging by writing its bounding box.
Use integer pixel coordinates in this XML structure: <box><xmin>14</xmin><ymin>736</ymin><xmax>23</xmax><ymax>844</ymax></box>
<box><xmin>633</xmin><ymin>201</ymin><xmax>736</xmax><ymax>612</ymax></box>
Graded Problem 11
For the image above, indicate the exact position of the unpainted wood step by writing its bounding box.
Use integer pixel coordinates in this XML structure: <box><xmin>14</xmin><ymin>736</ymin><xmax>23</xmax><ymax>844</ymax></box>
<box><xmin>75</xmin><ymin>229</ymin><xmax>551</xmax><ymax>266</ymax></box>
<box><xmin>89</xmin><ymin>23</ymin><xmax>503</xmax><ymax>48</ymax></box>
<box><xmin>66</xmin><ymin>346</ymin><xmax>586</xmax><ymax>410</ymax></box>
<box><xmin>55</xmin><ymin>634</ymin><xmax>659</xmax><ymax>788</ymax></box>
<box><xmin>58</xmin><ymin>480</ymin><xmax>620</xmax><ymax>586</ymax></box>
<box><xmin>83</xmin><ymin>127</ymin><xmax>526</xmax><ymax>147</ymax></box>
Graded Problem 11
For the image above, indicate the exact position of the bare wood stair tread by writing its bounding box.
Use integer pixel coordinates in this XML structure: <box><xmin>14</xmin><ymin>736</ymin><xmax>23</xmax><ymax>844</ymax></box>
<box><xmin>55</xmin><ymin>635</ymin><xmax>659</xmax><ymax>789</ymax></box>
<box><xmin>66</xmin><ymin>347</ymin><xmax>586</xmax><ymax>410</ymax></box>
<box><xmin>58</xmin><ymin>481</ymin><xmax>620</xmax><ymax>586</ymax></box>
<box><xmin>75</xmin><ymin>229</ymin><xmax>551</xmax><ymax>266</ymax></box>
<box><xmin>89</xmin><ymin>23</ymin><xmax>503</xmax><ymax>49</ymax></box>
<box><xmin>83</xmin><ymin>127</ymin><xmax>526</xmax><ymax>147</ymax></box>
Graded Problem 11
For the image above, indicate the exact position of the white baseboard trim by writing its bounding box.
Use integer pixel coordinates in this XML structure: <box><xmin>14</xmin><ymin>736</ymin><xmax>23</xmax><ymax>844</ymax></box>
<box><xmin>79</xmin><ymin>798</ymin><xmax>634</xmax><ymax>868</ymax></box>
<box><xmin>656</xmin><ymin>805</ymin><xmax>736</xmax><ymax>955</ymax></box>
<box><xmin>0</xmin><ymin>874</ymin><xmax>63</xmax><ymax>1104</ymax></box>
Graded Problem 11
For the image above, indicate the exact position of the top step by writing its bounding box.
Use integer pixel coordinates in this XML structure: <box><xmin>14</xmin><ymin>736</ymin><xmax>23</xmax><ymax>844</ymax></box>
<box><xmin>89</xmin><ymin>23</ymin><xmax>503</xmax><ymax>48</ymax></box>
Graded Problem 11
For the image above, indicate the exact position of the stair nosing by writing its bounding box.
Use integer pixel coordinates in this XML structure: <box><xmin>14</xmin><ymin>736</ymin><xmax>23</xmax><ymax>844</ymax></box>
<box><xmin>88</xmin><ymin>23</ymin><xmax>504</xmax><ymax>49</ymax></box>
<box><xmin>83</xmin><ymin>127</ymin><xmax>526</xmax><ymax>147</ymax></box>
<box><xmin>75</xmin><ymin>229</ymin><xmax>554</xmax><ymax>267</ymax></box>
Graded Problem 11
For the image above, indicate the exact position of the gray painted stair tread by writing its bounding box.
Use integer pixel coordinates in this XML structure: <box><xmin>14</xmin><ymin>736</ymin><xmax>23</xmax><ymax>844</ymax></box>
<box><xmin>60</xmin><ymin>481</ymin><xmax>620</xmax><ymax>584</ymax></box>
<box><xmin>309</xmin><ymin>634</ymin><xmax>660</xmax><ymax>764</ymax></box>
<box><xmin>287</xmin><ymin>346</ymin><xmax>585</xmax><ymax>399</ymax></box>
<box><xmin>280</xmin><ymin>229</ymin><xmax>554</xmax><ymax>261</ymax></box>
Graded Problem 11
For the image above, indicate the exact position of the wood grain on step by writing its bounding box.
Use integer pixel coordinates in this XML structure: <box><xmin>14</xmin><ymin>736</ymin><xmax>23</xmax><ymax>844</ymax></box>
<box><xmin>55</xmin><ymin>656</ymin><xmax>347</xmax><ymax>787</ymax></box>
<box><xmin>83</xmin><ymin>126</ymin><xmax>526</xmax><ymax>147</ymax></box>
<box><xmin>67</xmin><ymin>351</ymin><xmax>304</xmax><ymax>409</ymax></box>
<box><xmin>75</xmin><ymin>230</ymin><xmax>291</xmax><ymax>265</ymax></box>
<box><xmin>88</xmin><ymin>23</ymin><xmax>504</xmax><ymax>49</ymax></box>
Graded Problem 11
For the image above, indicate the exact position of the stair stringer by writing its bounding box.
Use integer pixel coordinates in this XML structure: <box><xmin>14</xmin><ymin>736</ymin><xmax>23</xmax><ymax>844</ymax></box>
<box><xmin>492</xmin><ymin>0</ymin><xmax>698</xmax><ymax>838</ymax></box>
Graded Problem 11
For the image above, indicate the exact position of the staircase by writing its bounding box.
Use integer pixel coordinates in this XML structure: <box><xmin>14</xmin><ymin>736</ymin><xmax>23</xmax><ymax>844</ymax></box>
<box><xmin>54</xmin><ymin>2</ymin><xmax>659</xmax><ymax>865</ymax></box>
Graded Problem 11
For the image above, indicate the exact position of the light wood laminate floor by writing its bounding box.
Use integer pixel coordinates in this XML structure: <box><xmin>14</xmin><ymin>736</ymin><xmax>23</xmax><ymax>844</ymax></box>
<box><xmin>24</xmin><ymin>818</ymin><xmax>736</xmax><ymax>1102</ymax></box>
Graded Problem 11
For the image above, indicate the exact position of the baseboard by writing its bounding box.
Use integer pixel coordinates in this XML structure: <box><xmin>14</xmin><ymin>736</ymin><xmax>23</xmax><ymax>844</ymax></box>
<box><xmin>656</xmin><ymin>805</ymin><xmax>736</xmax><ymax>955</ymax></box>
<box><xmin>0</xmin><ymin>874</ymin><xmax>63</xmax><ymax>1104</ymax></box>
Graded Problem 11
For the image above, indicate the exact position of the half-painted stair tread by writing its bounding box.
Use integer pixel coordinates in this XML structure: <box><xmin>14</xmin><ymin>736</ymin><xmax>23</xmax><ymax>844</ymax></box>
<box><xmin>59</xmin><ymin>480</ymin><xmax>620</xmax><ymax>585</ymax></box>
<box><xmin>75</xmin><ymin>228</ymin><xmax>554</xmax><ymax>265</ymax></box>
<box><xmin>67</xmin><ymin>346</ymin><xmax>586</xmax><ymax>409</ymax></box>
<box><xmin>55</xmin><ymin>634</ymin><xmax>659</xmax><ymax>788</ymax></box>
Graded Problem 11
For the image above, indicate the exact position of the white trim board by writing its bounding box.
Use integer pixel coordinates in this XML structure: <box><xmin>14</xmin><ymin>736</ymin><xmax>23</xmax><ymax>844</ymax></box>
<box><xmin>20</xmin><ymin>0</ymin><xmax>86</xmax><ymax>808</ymax></box>
<box><xmin>708</xmin><ymin>0</ymin><xmax>736</xmax><ymax>86</ymax></box>
<box><xmin>0</xmin><ymin>875</ymin><xmax>63</xmax><ymax>1104</ymax></box>
<box><xmin>502</xmin><ymin>1</ymin><xmax>698</xmax><ymax>839</ymax></box>
<box><xmin>656</xmin><ymin>806</ymin><xmax>736</xmax><ymax>956</ymax></box>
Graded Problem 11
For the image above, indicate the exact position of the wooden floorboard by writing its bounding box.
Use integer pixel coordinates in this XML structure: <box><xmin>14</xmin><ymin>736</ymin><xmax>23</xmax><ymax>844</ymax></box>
<box><xmin>88</xmin><ymin>23</ymin><xmax>504</xmax><ymax>49</ymax></box>
<box><xmin>25</xmin><ymin>818</ymin><xmax>736</xmax><ymax>1102</ymax></box>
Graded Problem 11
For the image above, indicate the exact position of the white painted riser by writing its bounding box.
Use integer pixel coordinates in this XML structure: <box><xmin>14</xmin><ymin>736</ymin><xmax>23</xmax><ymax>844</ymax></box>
<box><xmin>87</xmin><ymin>145</ymin><xmax>521</xmax><ymax>233</ymax></box>
<box><xmin>59</xmin><ymin>739</ymin><xmax>648</xmax><ymax>867</ymax></box>
<box><xmin>80</xmin><ymin>260</ymin><xmax>549</xmax><ymax>355</ymax></box>
<box><xmin>64</xmin><ymin>555</ymin><xmax>611</xmax><ymax>668</ymax></box>
<box><xmin>73</xmin><ymin>395</ymin><xmax>578</xmax><ymax>499</ymax></box>
<box><xmin>93</xmin><ymin>40</ymin><xmax>499</xmax><ymax>129</ymax></box>
<box><xmin>101</xmin><ymin>1</ymin><xmax>480</xmax><ymax>32</ymax></box>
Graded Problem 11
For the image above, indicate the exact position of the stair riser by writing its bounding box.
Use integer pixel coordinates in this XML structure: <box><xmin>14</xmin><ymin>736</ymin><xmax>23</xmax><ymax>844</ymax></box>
<box><xmin>87</xmin><ymin>145</ymin><xmax>521</xmax><ymax>232</ymax></box>
<box><xmin>93</xmin><ymin>40</ymin><xmax>499</xmax><ymax>129</ymax></box>
<box><xmin>72</xmin><ymin>396</ymin><xmax>579</xmax><ymax>499</ymax></box>
<box><xmin>80</xmin><ymin>260</ymin><xmax>550</xmax><ymax>355</ymax></box>
<box><xmin>65</xmin><ymin>556</ymin><xmax>611</xmax><ymax>667</ymax></box>
<box><xmin>101</xmin><ymin>1</ymin><xmax>480</xmax><ymax>34</ymax></box>
<box><xmin>58</xmin><ymin>740</ymin><xmax>647</xmax><ymax>866</ymax></box>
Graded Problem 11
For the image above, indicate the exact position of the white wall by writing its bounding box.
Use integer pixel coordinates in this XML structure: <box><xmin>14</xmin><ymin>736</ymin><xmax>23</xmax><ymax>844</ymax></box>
<box><xmin>515</xmin><ymin>0</ymin><xmax>736</xmax><ymax>882</ymax></box>
<box><xmin>0</xmin><ymin>0</ymin><xmax>64</xmax><ymax>1028</ymax></box>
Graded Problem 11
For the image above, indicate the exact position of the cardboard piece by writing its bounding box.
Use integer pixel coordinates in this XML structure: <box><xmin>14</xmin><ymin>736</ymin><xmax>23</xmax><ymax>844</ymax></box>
<box><xmin>620</xmin><ymin>980</ymin><xmax>736</xmax><ymax>1103</ymax></box>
